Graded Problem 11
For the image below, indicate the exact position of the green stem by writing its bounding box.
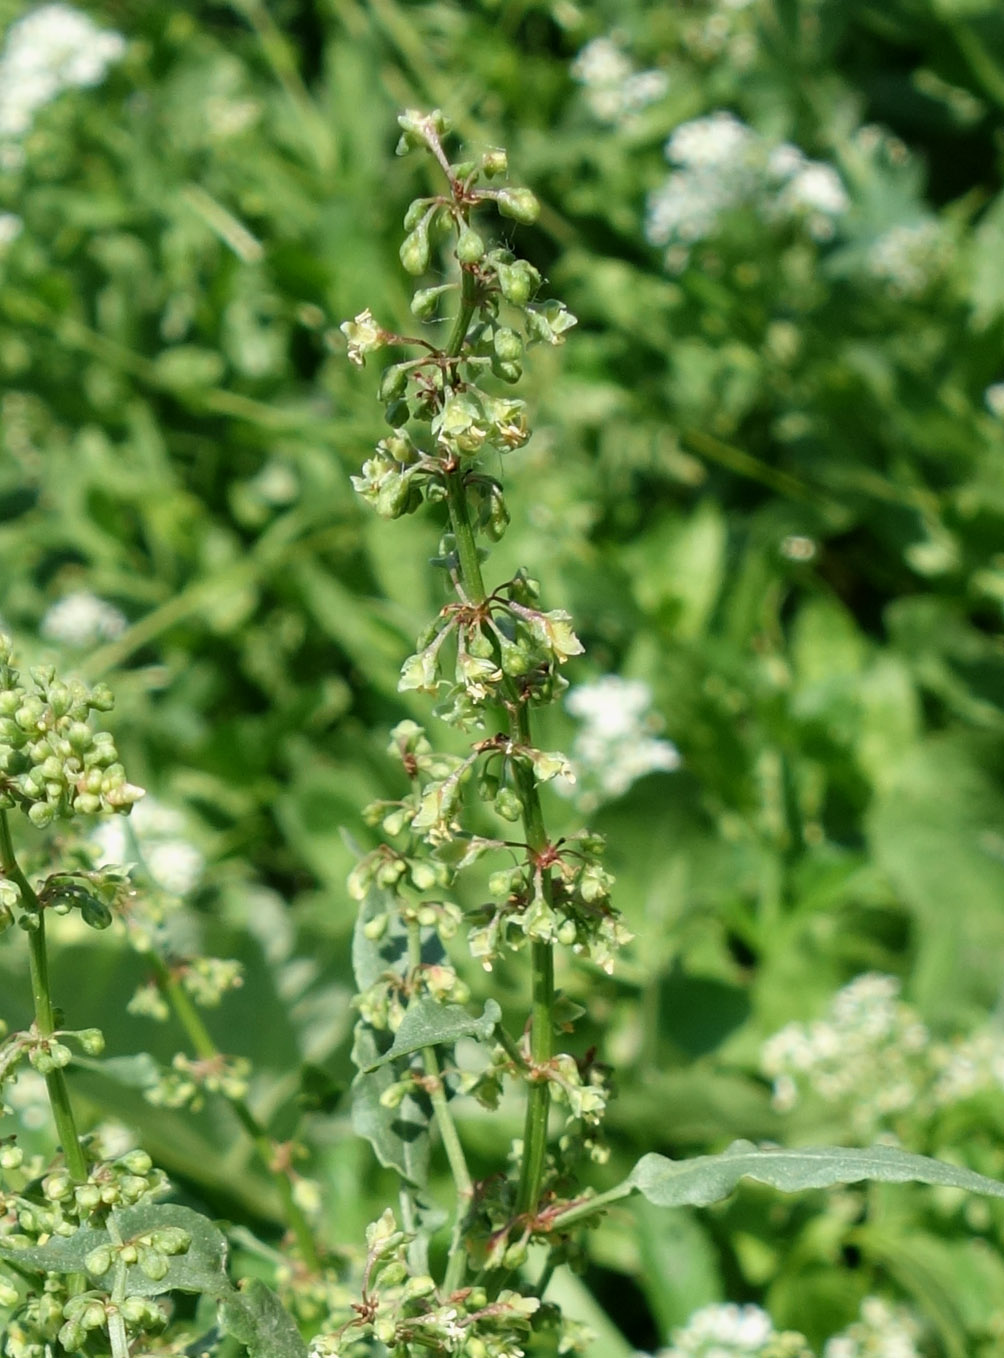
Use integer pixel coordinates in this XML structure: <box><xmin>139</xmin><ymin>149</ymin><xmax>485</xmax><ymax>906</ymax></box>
<box><xmin>0</xmin><ymin>812</ymin><xmax>88</xmax><ymax>1183</ymax></box>
<box><xmin>439</xmin><ymin>276</ymin><xmax>556</xmax><ymax>1222</ymax></box>
<box><xmin>406</xmin><ymin>926</ymin><xmax>472</xmax><ymax>1294</ymax></box>
<box><xmin>145</xmin><ymin>950</ymin><xmax>322</xmax><ymax>1271</ymax></box>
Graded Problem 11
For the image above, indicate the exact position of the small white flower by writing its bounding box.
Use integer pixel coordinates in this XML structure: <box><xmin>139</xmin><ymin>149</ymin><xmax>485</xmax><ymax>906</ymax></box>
<box><xmin>0</xmin><ymin>4</ymin><xmax>125</xmax><ymax>148</ymax></box>
<box><xmin>0</xmin><ymin>212</ymin><xmax>22</xmax><ymax>246</ymax></box>
<box><xmin>781</xmin><ymin>162</ymin><xmax>850</xmax><ymax>216</ymax></box>
<box><xmin>822</xmin><ymin>1296</ymin><xmax>923</xmax><ymax>1358</ymax></box>
<box><xmin>984</xmin><ymin>382</ymin><xmax>1004</xmax><ymax>418</ymax></box>
<box><xmin>866</xmin><ymin>220</ymin><xmax>944</xmax><ymax>296</ymax></box>
<box><xmin>571</xmin><ymin>35</ymin><xmax>667</xmax><ymax>125</ymax></box>
<box><xmin>571</xmin><ymin>36</ymin><xmax>632</xmax><ymax>89</ymax></box>
<box><xmin>92</xmin><ymin>795</ymin><xmax>205</xmax><ymax>897</ymax></box>
<box><xmin>780</xmin><ymin>534</ymin><xmax>816</xmax><ymax>562</ymax></box>
<box><xmin>666</xmin><ymin>111</ymin><xmax>755</xmax><ymax>169</ymax></box>
<box><xmin>663</xmin><ymin>1302</ymin><xmax>795</xmax><ymax>1356</ymax></box>
<box><xmin>559</xmin><ymin>676</ymin><xmax>680</xmax><ymax>811</ymax></box>
<box><xmin>41</xmin><ymin>590</ymin><xmax>127</xmax><ymax>648</ymax></box>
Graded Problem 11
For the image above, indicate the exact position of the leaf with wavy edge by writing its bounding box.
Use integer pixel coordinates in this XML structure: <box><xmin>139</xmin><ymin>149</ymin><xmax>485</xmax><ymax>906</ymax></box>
<box><xmin>627</xmin><ymin>1141</ymin><xmax>1004</xmax><ymax>1208</ymax></box>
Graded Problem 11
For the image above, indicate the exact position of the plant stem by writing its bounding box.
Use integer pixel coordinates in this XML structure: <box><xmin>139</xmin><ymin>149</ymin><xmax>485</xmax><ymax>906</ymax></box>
<box><xmin>0</xmin><ymin>811</ymin><xmax>88</xmax><ymax>1183</ymax></box>
<box><xmin>145</xmin><ymin>949</ymin><xmax>322</xmax><ymax>1271</ymax></box>
<box><xmin>406</xmin><ymin>926</ymin><xmax>472</xmax><ymax>1294</ymax></box>
<box><xmin>440</xmin><ymin>272</ymin><xmax>556</xmax><ymax>1223</ymax></box>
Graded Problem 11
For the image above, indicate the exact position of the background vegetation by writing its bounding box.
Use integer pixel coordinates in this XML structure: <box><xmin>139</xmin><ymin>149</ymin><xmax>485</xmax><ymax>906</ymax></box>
<box><xmin>2</xmin><ymin>1</ymin><xmax>1004</xmax><ymax>1353</ymax></box>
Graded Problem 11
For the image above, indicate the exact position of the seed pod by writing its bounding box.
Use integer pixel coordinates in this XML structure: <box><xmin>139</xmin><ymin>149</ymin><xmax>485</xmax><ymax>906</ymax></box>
<box><xmin>80</xmin><ymin>894</ymin><xmax>112</xmax><ymax>930</ymax></box>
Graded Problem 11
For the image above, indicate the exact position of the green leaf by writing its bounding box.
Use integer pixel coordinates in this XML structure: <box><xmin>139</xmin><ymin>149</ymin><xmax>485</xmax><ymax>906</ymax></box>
<box><xmin>0</xmin><ymin>1204</ymin><xmax>230</xmax><ymax>1298</ymax></box>
<box><xmin>634</xmin><ymin>1200</ymin><xmax>722</xmax><ymax>1340</ymax></box>
<box><xmin>350</xmin><ymin>885</ymin><xmax>435</xmax><ymax>1187</ymax></box>
<box><xmin>627</xmin><ymin>1141</ymin><xmax>1004</xmax><ymax>1209</ymax></box>
<box><xmin>219</xmin><ymin>1278</ymin><xmax>308</xmax><ymax>1358</ymax></box>
<box><xmin>866</xmin><ymin>732</ymin><xmax>1004</xmax><ymax>1014</ymax></box>
<box><xmin>363</xmin><ymin>997</ymin><xmax>501</xmax><ymax>1071</ymax></box>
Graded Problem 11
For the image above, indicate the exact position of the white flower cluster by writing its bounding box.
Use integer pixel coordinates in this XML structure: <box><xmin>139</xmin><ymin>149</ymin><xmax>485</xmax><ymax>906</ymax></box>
<box><xmin>636</xmin><ymin>1296</ymin><xmax>922</xmax><ymax>1358</ymax></box>
<box><xmin>93</xmin><ymin>795</ymin><xmax>205</xmax><ymax>897</ymax></box>
<box><xmin>557</xmin><ymin>676</ymin><xmax>680</xmax><ymax>812</ymax></box>
<box><xmin>570</xmin><ymin>35</ymin><xmax>668</xmax><ymax>126</ymax></box>
<box><xmin>646</xmin><ymin>113</ymin><xmax>849</xmax><ymax>267</ymax></box>
<box><xmin>760</xmin><ymin>974</ymin><xmax>928</xmax><ymax>1133</ymax></box>
<box><xmin>821</xmin><ymin>1297</ymin><xmax>923</xmax><ymax>1358</ymax></box>
<box><xmin>0</xmin><ymin>4</ymin><xmax>125</xmax><ymax>164</ymax></box>
<box><xmin>40</xmin><ymin>590</ymin><xmax>127</xmax><ymax>649</ymax></box>
<box><xmin>865</xmin><ymin>220</ymin><xmax>946</xmax><ymax>297</ymax></box>
<box><xmin>762</xmin><ymin>972</ymin><xmax>1004</xmax><ymax>1133</ymax></box>
<box><xmin>659</xmin><ymin>1302</ymin><xmax>808</xmax><ymax>1357</ymax></box>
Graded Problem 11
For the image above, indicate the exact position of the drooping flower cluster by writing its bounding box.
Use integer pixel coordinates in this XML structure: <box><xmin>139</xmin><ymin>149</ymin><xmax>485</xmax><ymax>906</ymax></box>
<box><xmin>0</xmin><ymin>633</ymin><xmax>144</xmax><ymax>829</ymax></box>
<box><xmin>645</xmin><ymin>112</ymin><xmax>850</xmax><ymax>267</ymax></box>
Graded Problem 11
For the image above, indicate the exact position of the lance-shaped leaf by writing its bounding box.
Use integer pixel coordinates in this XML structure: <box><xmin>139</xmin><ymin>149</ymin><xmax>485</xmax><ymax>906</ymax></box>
<box><xmin>219</xmin><ymin>1278</ymin><xmax>308</xmax><ymax>1358</ymax></box>
<box><xmin>364</xmin><ymin>998</ymin><xmax>501</xmax><ymax>1072</ymax></box>
<box><xmin>626</xmin><ymin>1141</ymin><xmax>1004</xmax><ymax>1209</ymax></box>
<box><xmin>0</xmin><ymin>1204</ymin><xmax>230</xmax><ymax>1299</ymax></box>
<box><xmin>350</xmin><ymin>884</ymin><xmax>436</xmax><ymax>1187</ymax></box>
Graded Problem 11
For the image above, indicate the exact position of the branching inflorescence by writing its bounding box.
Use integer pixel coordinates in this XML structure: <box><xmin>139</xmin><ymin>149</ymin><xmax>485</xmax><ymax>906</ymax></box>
<box><xmin>336</xmin><ymin>109</ymin><xmax>629</xmax><ymax>1354</ymax></box>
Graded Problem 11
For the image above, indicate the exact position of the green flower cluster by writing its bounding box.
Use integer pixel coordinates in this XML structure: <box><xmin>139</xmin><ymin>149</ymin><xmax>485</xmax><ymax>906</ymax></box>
<box><xmin>339</xmin><ymin>112</ymin><xmax>631</xmax><ymax>1357</ymax></box>
<box><xmin>0</xmin><ymin>1146</ymin><xmax>175</xmax><ymax>1354</ymax></box>
<box><xmin>0</xmin><ymin>635</ymin><xmax>143</xmax><ymax>829</ymax></box>
<box><xmin>310</xmin><ymin>1208</ymin><xmax>543</xmax><ymax>1358</ymax></box>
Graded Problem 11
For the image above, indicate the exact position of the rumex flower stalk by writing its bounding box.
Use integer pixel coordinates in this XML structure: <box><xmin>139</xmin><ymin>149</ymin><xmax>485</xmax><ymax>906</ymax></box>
<box><xmin>339</xmin><ymin>110</ymin><xmax>629</xmax><ymax>1351</ymax></box>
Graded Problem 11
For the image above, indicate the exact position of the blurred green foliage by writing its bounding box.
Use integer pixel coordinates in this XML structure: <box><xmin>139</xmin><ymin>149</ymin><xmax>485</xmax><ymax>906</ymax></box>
<box><xmin>2</xmin><ymin>0</ymin><xmax>1004</xmax><ymax>1352</ymax></box>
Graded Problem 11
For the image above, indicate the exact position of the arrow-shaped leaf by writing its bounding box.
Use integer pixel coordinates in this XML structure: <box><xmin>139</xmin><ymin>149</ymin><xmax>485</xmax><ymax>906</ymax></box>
<box><xmin>363</xmin><ymin>998</ymin><xmax>501</xmax><ymax>1072</ymax></box>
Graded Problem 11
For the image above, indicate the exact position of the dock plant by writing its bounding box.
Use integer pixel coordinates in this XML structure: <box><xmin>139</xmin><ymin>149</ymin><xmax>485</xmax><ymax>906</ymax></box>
<box><xmin>3</xmin><ymin>110</ymin><xmax>1004</xmax><ymax>1358</ymax></box>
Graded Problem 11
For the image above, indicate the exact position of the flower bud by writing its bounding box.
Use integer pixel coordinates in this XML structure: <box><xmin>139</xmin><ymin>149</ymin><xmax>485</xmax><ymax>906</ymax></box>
<box><xmin>495</xmin><ymin>258</ymin><xmax>540</xmax><ymax>307</ymax></box>
<box><xmin>400</xmin><ymin>217</ymin><xmax>431</xmax><ymax>276</ymax></box>
<box><xmin>494</xmin><ymin>788</ymin><xmax>523</xmax><ymax>823</ymax></box>
<box><xmin>75</xmin><ymin>1183</ymin><xmax>102</xmax><ymax>1211</ymax></box>
<box><xmin>495</xmin><ymin>186</ymin><xmax>540</xmax><ymax>224</ymax></box>
<box><xmin>378</xmin><ymin>362</ymin><xmax>411</xmax><ymax>403</ymax></box>
<box><xmin>138</xmin><ymin>1247</ymin><xmax>170</xmax><ymax>1281</ymax></box>
<box><xmin>85</xmin><ymin>1246</ymin><xmax>113</xmax><ymax>1277</ymax></box>
<box><xmin>411</xmin><ymin>283</ymin><xmax>454</xmax><ymax>319</ymax></box>
<box><xmin>481</xmin><ymin>148</ymin><xmax>508</xmax><ymax>178</ymax></box>
<box><xmin>403</xmin><ymin>197</ymin><xmax>430</xmax><ymax>231</ymax></box>
<box><xmin>74</xmin><ymin>1027</ymin><xmax>105</xmax><ymax>1055</ymax></box>
<box><xmin>118</xmin><ymin>1148</ymin><xmax>153</xmax><ymax>1176</ymax></box>
<box><xmin>456</xmin><ymin>225</ymin><xmax>485</xmax><ymax>264</ymax></box>
<box><xmin>0</xmin><ymin>1144</ymin><xmax>23</xmax><ymax>1170</ymax></box>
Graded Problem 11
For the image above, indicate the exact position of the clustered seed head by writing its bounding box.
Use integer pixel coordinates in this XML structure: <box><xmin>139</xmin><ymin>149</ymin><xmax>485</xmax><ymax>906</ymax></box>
<box><xmin>0</xmin><ymin>634</ymin><xmax>144</xmax><ymax>828</ymax></box>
